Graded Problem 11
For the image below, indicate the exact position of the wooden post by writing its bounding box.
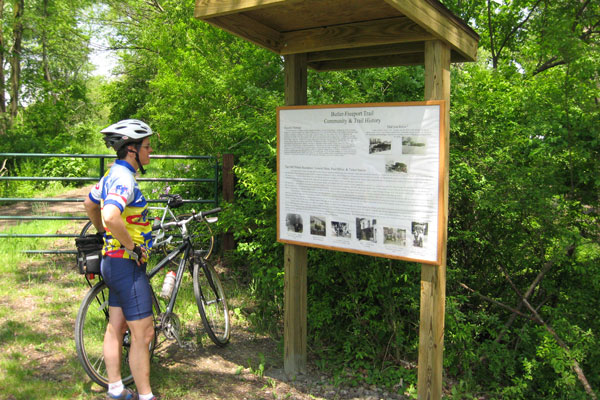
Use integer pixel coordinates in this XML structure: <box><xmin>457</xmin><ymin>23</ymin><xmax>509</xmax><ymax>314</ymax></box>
<box><xmin>284</xmin><ymin>243</ymin><xmax>307</xmax><ymax>374</ymax></box>
<box><xmin>283</xmin><ymin>53</ymin><xmax>308</xmax><ymax>376</ymax></box>
<box><xmin>222</xmin><ymin>153</ymin><xmax>235</xmax><ymax>252</ymax></box>
<box><xmin>418</xmin><ymin>40</ymin><xmax>450</xmax><ymax>400</ymax></box>
<box><xmin>222</xmin><ymin>153</ymin><xmax>234</xmax><ymax>203</ymax></box>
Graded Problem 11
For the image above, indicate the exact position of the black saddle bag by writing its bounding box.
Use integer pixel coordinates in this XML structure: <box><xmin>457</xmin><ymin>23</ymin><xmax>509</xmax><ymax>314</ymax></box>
<box><xmin>75</xmin><ymin>234</ymin><xmax>104</xmax><ymax>275</ymax></box>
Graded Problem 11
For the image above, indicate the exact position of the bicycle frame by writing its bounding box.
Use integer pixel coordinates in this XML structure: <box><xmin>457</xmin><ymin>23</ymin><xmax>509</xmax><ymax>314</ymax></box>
<box><xmin>86</xmin><ymin>202</ymin><xmax>222</xmax><ymax>327</ymax></box>
<box><xmin>147</xmin><ymin>237</ymin><xmax>193</xmax><ymax>317</ymax></box>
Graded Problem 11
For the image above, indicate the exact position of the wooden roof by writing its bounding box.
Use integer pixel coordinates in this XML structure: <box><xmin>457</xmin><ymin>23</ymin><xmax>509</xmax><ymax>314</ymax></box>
<box><xmin>194</xmin><ymin>0</ymin><xmax>479</xmax><ymax>71</ymax></box>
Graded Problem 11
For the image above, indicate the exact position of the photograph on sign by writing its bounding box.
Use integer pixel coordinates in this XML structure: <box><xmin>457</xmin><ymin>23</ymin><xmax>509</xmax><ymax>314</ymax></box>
<box><xmin>277</xmin><ymin>102</ymin><xmax>445</xmax><ymax>265</ymax></box>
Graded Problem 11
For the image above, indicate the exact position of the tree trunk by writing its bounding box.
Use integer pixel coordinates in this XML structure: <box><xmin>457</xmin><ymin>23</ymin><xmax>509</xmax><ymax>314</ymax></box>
<box><xmin>41</xmin><ymin>0</ymin><xmax>52</xmax><ymax>85</ymax></box>
<box><xmin>9</xmin><ymin>0</ymin><xmax>24</xmax><ymax>123</ymax></box>
<box><xmin>486</xmin><ymin>0</ymin><xmax>498</xmax><ymax>69</ymax></box>
<box><xmin>0</xmin><ymin>0</ymin><xmax>6</xmax><ymax>134</ymax></box>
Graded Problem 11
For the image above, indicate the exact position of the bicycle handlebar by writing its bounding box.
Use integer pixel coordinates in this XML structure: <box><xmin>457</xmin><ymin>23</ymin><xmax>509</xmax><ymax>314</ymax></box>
<box><xmin>198</xmin><ymin>207</ymin><xmax>221</xmax><ymax>218</ymax></box>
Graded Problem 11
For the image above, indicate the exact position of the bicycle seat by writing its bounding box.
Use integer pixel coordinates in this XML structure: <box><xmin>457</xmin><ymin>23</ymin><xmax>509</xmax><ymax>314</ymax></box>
<box><xmin>161</xmin><ymin>194</ymin><xmax>184</xmax><ymax>208</ymax></box>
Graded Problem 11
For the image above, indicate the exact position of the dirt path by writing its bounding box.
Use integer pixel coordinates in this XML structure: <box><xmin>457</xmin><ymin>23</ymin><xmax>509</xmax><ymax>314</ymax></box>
<box><xmin>0</xmin><ymin>186</ymin><xmax>89</xmax><ymax>231</ymax></box>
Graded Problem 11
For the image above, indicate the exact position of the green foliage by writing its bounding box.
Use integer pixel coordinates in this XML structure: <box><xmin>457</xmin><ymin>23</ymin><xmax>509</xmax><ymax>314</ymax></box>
<box><xmin>445</xmin><ymin>57</ymin><xmax>600</xmax><ymax>398</ymax></box>
<box><xmin>219</xmin><ymin>152</ymin><xmax>283</xmax><ymax>333</ymax></box>
<box><xmin>95</xmin><ymin>1</ymin><xmax>598</xmax><ymax>391</ymax></box>
<box><xmin>309</xmin><ymin>67</ymin><xmax>425</xmax><ymax>105</ymax></box>
<box><xmin>97</xmin><ymin>0</ymin><xmax>284</xmax><ymax>158</ymax></box>
<box><xmin>307</xmin><ymin>252</ymin><xmax>420</xmax><ymax>388</ymax></box>
<box><xmin>0</xmin><ymin>153</ymin><xmax>91</xmax><ymax>199</ymax></box>
<box><xmin>40</xmin><ymin>155</ymin><xmax>87</xmax><ymax>179</ymax></box>
<box><xmin>2</xmin><ymin>0</ymin><xmax>599</xmax><ymax>397</ymax></box>
<box><xmin>0</xmin><ymin>0</ymin><xmax>100</xmax><ymax>145</ymax></box>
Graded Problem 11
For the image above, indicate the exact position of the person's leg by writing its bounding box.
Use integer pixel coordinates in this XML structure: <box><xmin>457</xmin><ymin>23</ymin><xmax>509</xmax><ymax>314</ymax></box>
<box><xmin>102</xmin><ymin>257</ymin><xmax>136</xmax><ymax>398</ymax></box>
<box><xmin>126</xmin><ymin>315</ymin><xmax>155</xmax><ymax>395</ymax></box>
<box><xmin>104</xmin><ymin>306</ymin><xmax>128</xmax><ymax>384</ymax></box>
<box><xmin>110</xmin><ymin>257</ymin><xmax>154</xmax><ymax>396</ymax></box>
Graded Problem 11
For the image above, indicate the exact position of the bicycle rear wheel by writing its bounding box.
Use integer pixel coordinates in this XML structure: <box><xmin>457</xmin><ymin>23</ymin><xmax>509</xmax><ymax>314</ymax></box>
<box><xmin>193</xmin><ymin>259</ymin><xmax>230</xmax><ymax>346</ymax></box>
<box><xmin>80</xmin><ymin>220</ymin><xmax>95</xmax><ymax>236</ymax></box>
<box><xmin>74</xmin><ymin>281</ymin><xmax>159</xmax><ymax>387</ymax></box>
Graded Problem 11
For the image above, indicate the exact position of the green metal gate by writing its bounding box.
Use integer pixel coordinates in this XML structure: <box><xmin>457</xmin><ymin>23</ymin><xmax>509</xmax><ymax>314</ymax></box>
<box><xmin>0</xmin><ymin>153</ymin><xmax>219</xmax><ymax>254</ymax></box>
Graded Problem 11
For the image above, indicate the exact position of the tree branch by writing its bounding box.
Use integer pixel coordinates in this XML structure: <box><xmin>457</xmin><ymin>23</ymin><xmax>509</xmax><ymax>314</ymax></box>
<box><xmin>573</xmin><ymin>0</ymin><xmax>593</xmax><ymax>32</ymax></box>
<box><xmin>145</xmin><ymin>0</ymin><xmax>164</xmax><ymax>13</ymax></box>
<box><xmin>499</xmin><ymin>265</ymin><xmax>597</xmax><ymax>400</ymax></box>
<box><xmin>580</xmin><ymin>20</ymin><xmax>600</xmax><ymax>42</ymax></box>
<box><xmin>487</xmin><ymin>0</ymin><xmax>497</xmax><ymax>68</ymax></box>
<box><xmin>495</xmin><ymin>0</ymin><xmax>543</xmax><ymax>63</ymax></box>
<box><xmin>493</xmin><ymin>257</ymin><xmax>555</xmax><ymax>344</ymax></box>
<box><xmin>533</xmin><ymin>1</ymin><xmax>599</xmax><ymax>76</ymax></box>
<box><xmin>459</xmin><ymin>282</ymin><xmax>536</xmax><ymax>322</ymax></box>
<box><xmin>107</xmin><ymin>45</ymin><xmax>159</xmax><ymax>55</ymax></box>
<box><xmin>533</xmin><ymin>57</ymin><xmax>567</xmax><ymax>76</ymax></box>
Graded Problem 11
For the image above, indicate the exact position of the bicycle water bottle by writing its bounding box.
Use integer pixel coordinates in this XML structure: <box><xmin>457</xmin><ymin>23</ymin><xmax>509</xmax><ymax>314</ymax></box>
<box><xmin>160</xmin><ymin>271</ymin><xmax>176</xmax><ymax>298</ymax></box>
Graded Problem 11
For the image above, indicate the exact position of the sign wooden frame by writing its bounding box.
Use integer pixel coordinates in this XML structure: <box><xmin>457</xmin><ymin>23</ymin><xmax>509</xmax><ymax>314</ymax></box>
<box><xmin>277</xmin><ymin>101</ymin><xmax>447</xmax><ymax>265</ymax></box>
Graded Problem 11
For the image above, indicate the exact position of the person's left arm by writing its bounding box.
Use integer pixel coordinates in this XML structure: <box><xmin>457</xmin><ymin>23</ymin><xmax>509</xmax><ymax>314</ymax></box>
<box><xmin>84</xmin><ymin>181</ymin><xmax>105</xmax><ymax>234</ymax></box>
<box><xmin>102</xmin><ymin>204</ymin><xmax>147</xmax><ymax>265</ymax></box>
<box><xmin>84</xmin><ymin>195</ymin><xmax>104</xmax><ymax>234</ymax></box>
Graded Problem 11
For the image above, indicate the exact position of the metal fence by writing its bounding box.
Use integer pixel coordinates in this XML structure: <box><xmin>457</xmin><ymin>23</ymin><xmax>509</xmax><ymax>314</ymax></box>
<box><xmin>0</xmin><ymin>153</ymin><xmax>219</xmax><ymax>254</ymax></box>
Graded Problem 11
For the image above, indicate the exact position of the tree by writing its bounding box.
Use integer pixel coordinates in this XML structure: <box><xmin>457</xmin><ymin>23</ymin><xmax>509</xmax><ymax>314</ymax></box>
<box><xmin>97</xmin><ymin>0</ymin><xmax>284</xmax><ymax>157</ymax></box>
<box><xmin>8</xmin><ymin>0</ymin><xmax>23</xmax><ymax>123</ymax></box>
<box><xmin>443</xmin><ymin>0</ymin><xmax>600</xmax><ymax>75</ymax></box>
<box><xmin>0</xmin><ymin>0</ymin><xmax>6</xmax><ymax>112</ymax></box>
<box><xmin>439</xmin><ymin>1</ymin><xmax>600</xmax><ymax>396</ymax></box>
<box><xmin>0</xmin><ymin>0</ymin><xmax>103</xmax><ymax>152</ymax></box>
<box><xmin>0</xmin><ymin>0</ymin><xmax>6</xmax><ymax>134</ymax></box>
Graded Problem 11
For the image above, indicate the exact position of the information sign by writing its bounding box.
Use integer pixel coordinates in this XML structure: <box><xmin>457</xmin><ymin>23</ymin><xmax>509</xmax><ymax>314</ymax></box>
<box><xmin>277</xmin><ymin>102</ymin><xmax>446</xmax><ymax>265</ymax></box>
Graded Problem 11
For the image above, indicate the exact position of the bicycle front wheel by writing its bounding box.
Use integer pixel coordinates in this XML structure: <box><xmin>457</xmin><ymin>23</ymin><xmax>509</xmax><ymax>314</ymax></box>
<box><xmin>178</xmin><ymin>214</ymin><xmax>215</xmax><ymax>259</ymax></box>
<box><xmin>193</xmin><ymin>260</ymin><xmax>230</xmax><ymax>346</ymax></box>
<box><xmin>160</xmin><ymin>214</ymin><xmax>214</xmax><ymax>267</ymax></box>
<box><xmin>74</xmin><ymin>281</ymin><xmax>159</xmax><ymax>387</ymax></box>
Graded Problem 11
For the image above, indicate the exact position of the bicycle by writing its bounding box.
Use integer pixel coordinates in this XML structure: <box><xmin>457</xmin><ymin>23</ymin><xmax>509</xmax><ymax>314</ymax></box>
<box><xmin>79</xmin><ymin>195</ymin><xmax>215</xmax><ymax>264</ymax></box>
<box><xmin>74</xmin><ymin>197</ymin><xmax>230</xmax><ymax>388</ymax></box>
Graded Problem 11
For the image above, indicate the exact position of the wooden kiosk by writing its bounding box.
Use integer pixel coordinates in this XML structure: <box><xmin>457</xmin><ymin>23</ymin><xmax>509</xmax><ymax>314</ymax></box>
<box><xmin>194</xmin><ymin>1</ymin><xmax>479</xmax><ymax>398</ymax></box>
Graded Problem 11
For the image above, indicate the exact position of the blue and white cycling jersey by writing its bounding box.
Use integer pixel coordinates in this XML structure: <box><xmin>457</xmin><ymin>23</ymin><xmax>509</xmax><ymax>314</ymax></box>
<box><xmin>89</xmin><ymin>160</ymin><xmax>152</xmax><ymax>258</ymax></box>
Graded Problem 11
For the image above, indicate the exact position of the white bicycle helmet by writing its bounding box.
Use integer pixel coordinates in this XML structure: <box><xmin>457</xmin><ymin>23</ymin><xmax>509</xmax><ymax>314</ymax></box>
<box><xmin>101</xmin><ymin>119</ymin><xmax>154</xmax><ymax>174</ymax></box>
<box><xmin>101</xmin><ymin>119</ymin><xmax>154</xmax><ymax>151</ymax></box>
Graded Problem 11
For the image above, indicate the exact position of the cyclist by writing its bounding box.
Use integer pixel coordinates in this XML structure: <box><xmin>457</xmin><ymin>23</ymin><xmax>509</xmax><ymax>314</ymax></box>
<box><xmin>83</xmin><ymin>119</ymin><xmax>157</xmax><ymax>400</ymax></box>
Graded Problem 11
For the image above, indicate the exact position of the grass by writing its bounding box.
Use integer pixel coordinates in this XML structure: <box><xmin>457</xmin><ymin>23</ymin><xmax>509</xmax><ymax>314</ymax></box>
<box><xmin>0</xmin><ymin>218</ymin><xmax>95</xmax><ymax>397</ymax></box>
<box><xmin>1</xmin><ymin>222</ymin><xmax>168</xmax><ymax>399</ymax></box>
<box><xmin>0</xmin><ymin>211</ymin><xmax>288</xmax><ymax>400</ymax></box>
